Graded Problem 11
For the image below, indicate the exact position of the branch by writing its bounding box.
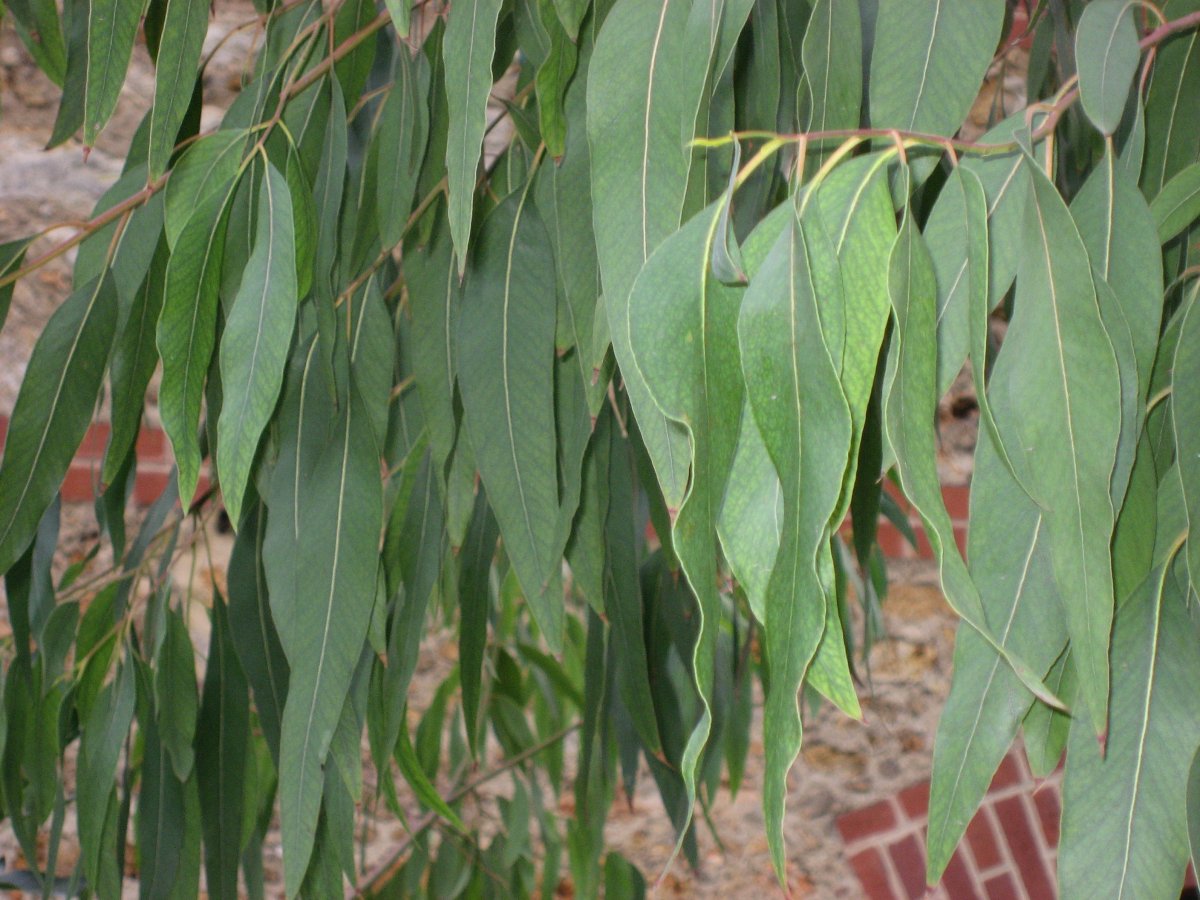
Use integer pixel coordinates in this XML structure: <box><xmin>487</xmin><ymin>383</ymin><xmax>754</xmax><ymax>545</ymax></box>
<box><xmin>355</xmin><ymin>722</ymin><xmax>580</xmax><ymax>895</ymax></box>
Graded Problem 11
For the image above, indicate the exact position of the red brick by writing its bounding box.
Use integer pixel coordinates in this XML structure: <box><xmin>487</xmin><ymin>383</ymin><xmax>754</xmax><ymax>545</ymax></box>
<box><xmin>62</xmin><ymin>462</ymin><xmax>97</xmax><ymax>502</ymax></box>
<box><xmin>848</xmin><ymin>848</ymin><xmax>897</xmax><ymax>900</ymax></box>
<box><xmin>943</xmin><ymin>485</ymin><xmax>971</xmax><ymax>521</ymax></box>
<box><xmin>886</xmin><ymin>834</ymin><xmax>927</xmax><ymax>899</ymax></box>
<box><xmin>136</xmin><ymin>427</ymin><xmax>167</xmax><ymax>459</ymax></box>
<box><xmin>940</xmin><ymin>849</ymin><xmax>981</xmax><ymax>900</ymax></box>
<box><xmin>1032</xmin><ymin>788</ymin><xmax>1060</xmax><ymax>849</ymax></box>
<box><xmin>77</xmin><ymin>423</ymin><xmax>111</xmax><ymax>458</ymax></box>
<box><xmin>990</xmin><ymin>754</ymin><xmax>1024</xmax><ymax>791</ymax></box>
<box><xmin>133</xmin><ymin>468</ymin><xmax>172</xmax><ymax>506</ymax></box>
<box><xmin>898</xmin><ymin>782</ymin><xmax>930</xmax><ymax>820</ymax></box>
<box><xmin>982</xmin><ymin>872</ymin><xmax>1021</xmax><ymax>900</ymax></box>
<box><xmin>837</xmin><ymin>801</ymin><xmax>898</xmax><ymax>844</ymax></box>
<box><xmin>992</xmin><ymin>796</ymin><xmax>1055</xmax><ymax>900</ymax></box>
<box><xmin>965</xmin><ymin>812</ymin><xmax>1003</xmax><ymax>872</ymax></box>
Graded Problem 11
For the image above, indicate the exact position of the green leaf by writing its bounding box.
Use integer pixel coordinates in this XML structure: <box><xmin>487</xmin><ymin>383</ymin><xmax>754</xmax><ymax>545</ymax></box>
<box><xmin>588</xmin><ymin>0</ymin><xmax>694</xmax><ymax>510</ymax></box>
<box><xmin>534</xmin><ymin>0</ymin><xmax>578</xmax><ymax>159</ymax></box>
<box><xmin>104</xmin><ymin>241</ymin><xmax>168</xmax><ymax>485</ymax></box>
<box><xmin>0</xmin><ymin>273</ymin><xmax>117</xmax><ymax>577</ymax></box>
<box><xmin>375</xmin><ymin>47</ymin><xmax>430</xmax><ymax>248</ymax></box>
<box><xmin>147</xmin><ymin>0</ymin><xmax>209</xmax><ymax>177</ymax></box>
<box><xmin>1141</xmin><ymin>0</ymin><xmax>1200</xmax><ymax>197</ymax></box>
<box><xmin>995</xmin><ymin>160</ymin><xmax>1122</xmax><ymax>734</ymax></box>
<box><xmin>156</xmin><ymin>608</ymin><xmax>199</xmax><ymax>780</ymax></box>
<box><xmin>1058</xmin><ymin>556</ymin><xmax>1200</xmax><ymax>898</ymax></box>
<box><xmin>383</xmin><ymin>0</ymin><xmax>409</xmax><ymax>37</ymax></box>
<box><xmin>442</xmin><ymin>0</ymin><xmax>505</xmax><ymax>272</ymax></box>
<box><xmin>0</xmin><ymin>240</ymin><xmax>28</xmax><ymax>336</ymax></box>
<box><xmin>1173</xmin><ymin>288</ymin><xmax>1200</xmax><ymax>600</ymax></box>
<box><xmin>926</xmin><ymin>425</ymin><xmax>1066</xmax><ymax>883</ymax></box>
<box><xmin>1189</xmin><ymin>746</ymin><xmax>1200</xmax><ymax>879</ymax></box>
<box><xmin>396</xmin><ymin>721</ymin><xmax>467</xmax><ymax>833</ymax></box>
<box><xmin>216</xmin><ymin>160</ymin><xmax>298</xmax><ymax>527</ymax></box>
<box><xmin>738</xmin><ymin>215</ymin><xmax>852</xmax><ymax>880</ymax></box>
<box><xmin>158</xmin><ymin>174</ymin><xmax>240</xmax><ymax>505</ymax></box>
<box><xmin>83</xmin><ymin>0</ymin><xmax>142</xmax><ymax>145</ymax></box>
<box><xmin>1075</xmin><ymin>0</ymin><xmax>1141</xmax><ymax>136</ymax></box>
<box><xmin>1151</xmin><ymin>161</ymin><xmax>1200</xmax><ymax>243</ymax></box>
<box><xmin>137</xmin><ymin>714</ymin><xmax>187</xmax><ymax>900</ymax></box>
<box><xmin>801</xmin><ymin>0</ymin><xmax>862</xmax><ymax>134</ymax></box>
<box><xmin>459</xmin><ymin>488</ymin><xmax>498</xmax><ymax>752</ymax></box>
<box><xmin>868</xmin><ymin>0</ymin><xmax>1004</xmax><ymax>134</ymax></box>
<box><xmin>4</xmin><ymin>0</ymin><xmax>66</xmax><ymax>84</ymax></box>
<box><xmin>227</xmin><ymin>504</ymin><xmax>289</xmax><ymax>766</ymax></box>
<box><xmin>924</xmin><ymin>166</ymin><xmax>975</xmax><ymax>397</ymax></box>
<box><xmin>164</xmin><ymin>131</ymin><xmax>248</xmax><ymax>249</ymax></box>
<box><xmin>457</xmin><ymin>189</ymin><xmax>562</xmax><ymax>648</ymax></box>
<box><xmin>77</xmin><ymin>655</ymin><xmax>135</xmax><ymax>893</ymax></box>
<box><xmin>196</xmin><ymin>593</ymin><xmax>250</xmax><ymax>900</ymax></box>
<box><xmin>278</xmin><ymin>385</ymin><xmax>382</xmax><ymax>897</ymax></box>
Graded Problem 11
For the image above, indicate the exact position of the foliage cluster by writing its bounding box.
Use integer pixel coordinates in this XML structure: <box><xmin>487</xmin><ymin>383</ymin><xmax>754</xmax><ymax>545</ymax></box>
<box><xmin>0</xmin><ymin>0</ymin><xmax>1199</xmax><ymax>895</ymax></box>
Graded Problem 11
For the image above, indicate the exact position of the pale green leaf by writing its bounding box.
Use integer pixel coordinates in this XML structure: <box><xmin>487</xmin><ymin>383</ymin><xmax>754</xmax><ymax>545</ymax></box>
<box><xmin>1189</xmin><ymin>746</ymin><xmax>1200</xmax><ymax>878</ymax></box>
<box><xmin>457</xmin><ymin>189</ymin><xmax>562</xmax><ymax>648</ymax></box>
<box><xmin>217</xmin><ymin>160</ymin><xmax>298</xmax><ymax>527</ymax></box>
<box><xmin>628</xmin><ymin>200</ymin><xmax>744</xmax><ymax>868</ymax></box>
<box><xmin>1076</xmin><ymin>0</ymin><xmax>1141</xmax><ymax>136</ymax></box>
<box><xmin>278</xmin><ymin>385</ymin><xmax>382</xmax><ymax>897</ymax></box>
<box><xmin>1141</xmin><ymin>0</ymin><xmax>1200</xmax><ymax>197</ymax></box>
<box><xmin>926</xmin><ymin>424</ymin><xmax>1066</xmax><ymax>882</ymax></box>
<box><xmin>1172</xmin><ymin>288</ymin><xmax>1200</xmax><ymax>600</ymax></box>
<box><xmin>996</xmin><ymin>161</ymin><xmax>1121</xmax><ymax>734</ymax></box>
<box><xmin>0</xmin><ymin>274</ymin><xmax>117</xmax><ymax>576</ymax></box>
<box><xmin>442</xmin><ymin>0</ymin><xmax>505</xmax><ymax>272</ymax></box>
<box><xmin>801</xmin><ymin>0</ymin><xmax>862</xmax><ymax>135</ymax></box>
<box><xmin>1058</xmin><ymin>558</ymin><xmax>1200</xmax><ymax>899</ymax></box>
<box><xmin>588</xmin><ymin>0</ymin><xmax>693</xmax><ymax>510</ymax></box>
<box><xmin>376</xmin><ymin>47</ymin><xmax>430</xmax><ymax>248</ymax></box>
<box><xmin>534</xmin><ymin>0</ymin><xmax>578</xmax><ymax>160</ymax></box>
<box><xmin>384</xmin><ymin>0</ymin><xmax>409</xmax><ymax>37</ymax></box>
<box><xmin>738</xmin><ymin>215</ymin><xmax>851</xmax><ymax>880</ymax></box>
<box><xmin>1151</xmin><ymin>161</ymin><xmax>1200</xmax><ymax>243</ymax></box>
<box><xmin>147</xmin><ymin>0</ymin><xmax>209</xmax><ymax>177</ymax></box>
<box><xmin>869</xmin><ymin>0</ymin><xmax>1004</xmax><ymax>135</ymax></box>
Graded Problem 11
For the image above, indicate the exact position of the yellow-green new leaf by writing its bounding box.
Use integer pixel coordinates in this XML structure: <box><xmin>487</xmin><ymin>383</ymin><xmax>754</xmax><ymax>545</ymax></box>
<box><xmin>442</xmin><ymin>0</ymin><xmax>505</xmax><ymax>273</ymax></box>
<box><xmin>457</xmin><ymin>190</ymin><xmax>563</xmax><ymax>649</ymax></box>
<box><xmin>217</xmin><ymin>161</ymin><xmax>298</xmax><ymax>527</ymax></box>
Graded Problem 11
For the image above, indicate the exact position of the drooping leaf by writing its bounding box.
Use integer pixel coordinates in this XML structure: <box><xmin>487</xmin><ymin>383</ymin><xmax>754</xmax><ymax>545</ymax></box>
<box><xmin>459</xmin><ymin>487</ymin><xmax>498</xmax><ymax>752</ymax></box>
<box><xmin>442</xmin><ymin>0</ymin><xmax>506</xmax><ymax>272</ymax></box>
<box><xmin>158</xmin><ymin>174</ymin><xmax>240</xmax><ymax>506</ymax></box>
<box><xmin>1189</xmin><ymin>746</ymin><xmax>1200</xmax><ymax>878</ymax></box>
<box><xmin>147</xmin><ymin>0</ymin><xmax>209</xmax><ymax>177</ymax></box>
<box><xmin>1141</xmin><ymin>0</ymin><xmax>1200</xmax><ymax>197</ymax></box>
<box><xmin>217</xmin><ymin>160</ymin><xmax>298</xmax><ymax>527</ymax></box>
<box><xmin>926</xmin><ymin>424</ymin><xmax>1066</xmax><ymax>883</ymax></box>
<box><xmin>278</xmin><ymin>385</ymin><xmax>382</xmax><ymax>897</ymax></box>
<box><xmin>534</xmin><ymin>0</ymin><xmax>578</xmax><ymax>160</ymax></box>
<box><xmin>1151</xmin><ymin>161</ymin><xmax>1200</xmax><ymax>243</ymax></box>
<box><xmin>163</xmin><ymin>131</ymin><xmax>248</xmax><ymax>249</ymax></box>
<box><xmin>1058</xmin><ymin>556</ymin><xmax>1200</xmax><ymax>898</ymax></box>
<box><xmin>376</xmin><ymin>47</ymin><xmax>431</xmax><ymax>248</ymax></box>
<box><xmin>801</xmin><ymin>0</ymin><xmax>862</xmax><ymax>136</ymax></box>
<box><xmin>1173</xmin><ymin>288</ymin><xmax>1200</xmax><ymax>600</ymax></box>
<box><xmin>588</xmin><ymin>0</ymin><xmax>694</xmax><ymax>510</ymax></box>
<box><xmin>457</xmin><ymin>188</ymin><xmax>562</xmax><ymax>648</ymax></box>
<box><xmin>196</xmin><ymin>593</ymin><xmax>250</xmax><ymax>900</ymax></box>
<box><xmin>1075</xmin><ymin>0</ymin><xmax>1141</xmax><ymax>136</ymax></box>
<box><xmin>868</xmin><ymin>0</ymin><xmax>1004</xmax><ymax>135</ymax></box>
<box><xmin>738</xmin><ymin>214</ymin><xmax>852</xmax><ymax>880</ymax></box>
<box><xmin>227</xmin><ymin>504</ymin><xmax>289</xmax><ymax>766</ymax></box>
<box><xmin>996</xmin><ymin>160</ymin><xmax>1122</xmax><ymax>734</ymax></box>
<box><xmin>137</xmin><ymin>715</ymin><xmax>187</xmax><ymax>900</ymax></box>
<box><xmin>156</xmin><ymin>608</ymin><xmax>199</xmax><ymax>781</ymax></box>
<box><xmin>83</xmin><ymin>0</ymin><xmax>142</xmax><ymax>145</ymax></box>
<box><xmin>0</xmin><ymin>273</ymin><xmax>117</xmax><ymax>577</ymax></box>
